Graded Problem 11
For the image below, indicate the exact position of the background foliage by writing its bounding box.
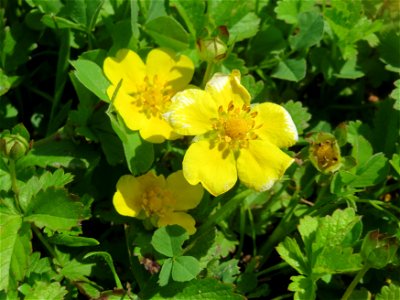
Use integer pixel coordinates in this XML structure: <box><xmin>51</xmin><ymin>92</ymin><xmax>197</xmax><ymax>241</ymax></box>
<box><xmin>0</xmin><ymin>0</ymin><xmax>399</xmax><ymax>299</ymax></box>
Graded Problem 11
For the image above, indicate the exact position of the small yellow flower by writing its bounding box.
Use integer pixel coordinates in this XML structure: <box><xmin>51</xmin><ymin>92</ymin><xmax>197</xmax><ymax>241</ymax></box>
<box><xmin>103</xmin><ymin>48</ymin><xmax>194</xmax><ymax>143</ymax></box>
<box><xmin>165</xmin><ymin>70</ymin><xmax>298</xmax><ymax>196</ymax></box>
<box><xmin>113</xmin><ymin>170</ymin><xmax>203</xmax><ymax>234</ymax></box>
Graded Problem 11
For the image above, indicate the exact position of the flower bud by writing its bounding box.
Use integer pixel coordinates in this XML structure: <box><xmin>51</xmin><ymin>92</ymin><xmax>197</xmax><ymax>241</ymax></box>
<box><xmin>0</xmin><ymin>124</ymin><xmax>30</xmax><ymax>160</ymax></box>
<box><xmin>309</xmin><ymin>132</ymin><xmax>342</xmax><ymax>174</ymax></box>
<box><xmin>197</xmin><ymin>36</ymin><xmax>228</xmax><ymax>63</ymax></box>
<box><xmin>361</xmin><ymin>230</ymin><xmax>398</xmax><ymax>269</ymax></box>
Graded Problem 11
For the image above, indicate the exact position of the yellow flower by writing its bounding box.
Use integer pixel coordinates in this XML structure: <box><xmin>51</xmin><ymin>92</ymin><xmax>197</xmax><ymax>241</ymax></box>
<box><xmin>165</xmin><ymin>70</ymin><xmax>298</xmax><ymax>196</ymax></box>
<box><xmin>113</xmin><ymin>170</ymin><xmax>203</xmax><ymax>234</ymax></box>
<box><xmin>103</xmin><ymin>48</ymin><xmax>194</xmax><ymax>143</ymax></box>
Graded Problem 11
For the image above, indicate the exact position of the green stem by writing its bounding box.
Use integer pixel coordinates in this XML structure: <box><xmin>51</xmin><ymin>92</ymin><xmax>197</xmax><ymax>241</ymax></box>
<box><xmin>341</xmin><ymin>265</ymin><xmax>370</xmax><ymax>300</ymax></box>
<box><xmin>201</xmin><ymin>60</ymin><xmax>215</xmax><ymax>88</ymax></box>
<box><xmin>9</xmin><ymin>159</ymin><xmax>21</xmax><ymax>212</ymax></box>
<box><xmin>256</xmin><ymin>262</ymin><xmax>289</xmax><ymax>277</ymax></box>
<box><xmin>32</xmin><ymin>225</ymin><xmax>61</xmax><ymax>266</ymax></box>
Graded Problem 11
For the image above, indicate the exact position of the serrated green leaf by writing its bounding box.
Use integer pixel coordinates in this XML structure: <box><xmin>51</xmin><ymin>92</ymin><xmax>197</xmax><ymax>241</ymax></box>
<box><xmin>289</xmin><ymin>11</ymin><xmax>324</xmax><ymax>50</ymax></box>
<box><xmin>159</xmin><ymin>258</ymin><xmax>173</xmax><ymax>286</ymax></box>
<box><xmin>0</xmin><ymin>209</ymin><xmax>22</xmax><ymax>291</ymax></box>
<box><xmin>283</xmin><ymin>100</ymin><xmax>311</xmax><ymax>135</ymax></box>
<box><xmin>172</xmin><ymin>256</ymin><xmax>200</xmax><ymax>282</ymax></box>
<box><xmin>154</xmin><ymin>278</ymin><xmax>244</xmax><ymax>299</ymax></box>
<box><xmin>276</xmin><ymin>237</ymin><xmax>308</xmax><ymax>275</ymax></box>
<box><xmin>275</xmin><ymin>0</ymin><xmax>316</xmax><ymax>24</ymax></box>
<box><xmin>241</xmin><ymin>75</ymin><xmax>264</xmax><ymax>101</ymax></box>
<box><xmin>390</xmin><ymin>80</ymin><xmax>400</xmax><ymax>110</ymax></box>
<box><xmin>288</xmin><ymin>275</ymin><xmax>316</xmax><ymax>300</ymax></box>
<box><xmin>313</xmin><ymin>247</ymin><xmax>362</xmax><ymax>275</ymax></box>
<box><xmin>389</xmin><ymin>153</ymin><xmax>400</xmax><ymax>177</ymax></box>
<box><xmin>16</xmin><ymin>138</ymin><xmax>99</xmax><ymax>170</ymax></box>
<box><xmin>151</xmin><ymin>225</ymin><xmax>188</xmax><ymax>257</ymax></box>
<box><xmin>207</xmin><ymin>259</ymin><xmax>240</xmax><ymax>284</ymax></box>
<box><xmin>144</xmin><ymin>16</ymin><xmax>189</xmax><ymax>51</ymax></box>
<box><xmin>71</xmin><ymin>59</ymin><xmax>110</xmax><ymax>102</ymax></box>
<box><xmin>24</xmin><ymin>281</ymin><xmax>67</xmax><ymax>300</ymax></box>
<box><xmin>376</xmin><ymin>283</ymin><xmax>400</xmax><ymax>300</ymax></box>
<box><xmin>271</xmin><ymin>58</ymin><xmax>306</xmax><ymax>82</ymax></box>
<box><xmin>24</xmin><ymin>188</ymin><xmax>84</xmax><ymax>231</ymax></box>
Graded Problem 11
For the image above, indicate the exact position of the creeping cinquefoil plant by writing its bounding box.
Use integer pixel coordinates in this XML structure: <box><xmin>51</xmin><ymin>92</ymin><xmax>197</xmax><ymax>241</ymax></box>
<box><xmin>1</xmin><ymin>1</ymin><xmax>399</xmax><ymax>299</ymax></box>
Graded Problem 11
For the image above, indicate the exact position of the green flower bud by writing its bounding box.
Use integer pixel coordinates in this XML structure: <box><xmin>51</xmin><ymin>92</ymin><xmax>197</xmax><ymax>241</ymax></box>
<box><xmin>361</xmin><ymin>230</ymin><xmax>398</xmax><ymax>269</ymax></box>
<box><xmin>0</xmin><ymin>124</ymin><xmax>30</xmax><ymax>160</ymax></box>
<box><xmin>309</xmin><ymin>132</ymin><xmax>342</xmax><ymax>174</ymax></box>
<box><xmin>197</xmin><ymin>36</ymin><xmax>228</xmax><ymax>63</ymax></box>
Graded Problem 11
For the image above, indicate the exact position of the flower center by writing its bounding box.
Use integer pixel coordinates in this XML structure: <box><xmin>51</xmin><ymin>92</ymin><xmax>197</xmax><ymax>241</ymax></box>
<box><xmin>132</xmin><ymin>75</ymin><xmax>173</xmax><ymax>118</ymax></box>
<box><xmin>141</xmin><ymin>187</ymin><xmax>174</xmax><ymax>217</ymax></box>
<box><xmin>212</xmin><ymin>100</ymin><xmax>261</xmax><ymax>150</ymax></box>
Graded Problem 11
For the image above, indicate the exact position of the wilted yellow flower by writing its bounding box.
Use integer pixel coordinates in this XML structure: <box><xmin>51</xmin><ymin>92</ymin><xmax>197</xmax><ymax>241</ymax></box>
<box><xmin>113</xmin><ymin>170</ymin><xmax>203</xmax><ymax>234</ymax></box>
<box><xmin>165</xmin><ymin>70</ymin><xmax>298</xmax><ymax>196</ymax></box>
<box><xmin>103</xmin><ymin>48</ymin><xmax>194</xmax><ymax>143</ymax></box>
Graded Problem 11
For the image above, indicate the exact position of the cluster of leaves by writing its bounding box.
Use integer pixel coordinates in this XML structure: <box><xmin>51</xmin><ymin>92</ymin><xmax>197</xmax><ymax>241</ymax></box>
<box><xmin>1</xmin><ymin>0</ymin><xmax>399</xmax><ymax>299</ymax></box>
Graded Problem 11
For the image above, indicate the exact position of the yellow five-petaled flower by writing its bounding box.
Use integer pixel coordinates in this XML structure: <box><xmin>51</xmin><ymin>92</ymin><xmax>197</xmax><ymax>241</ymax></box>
<box><xmin>165</xmin><ymin>70</ymin><xmax>298</xmax><ymax>196</ymax></box>
<box><xmin>113</xmin><ymin>170</ymin><xmax>203</xmax><ymax>234</ymax></box>
<box><xmin>103</xmin><ymin>48</ymin><xmax>194</xmax><ymax>143</ymax></box>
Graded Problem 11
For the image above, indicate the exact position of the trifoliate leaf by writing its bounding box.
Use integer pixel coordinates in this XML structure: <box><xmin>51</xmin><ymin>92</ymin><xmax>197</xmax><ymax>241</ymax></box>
<box><xmin>271</xmin><ymin>58</ymin><xmax>306</xmax><ymax>82</ymax></box>
<box><xmin>289</xmin><ymin>11</ymin><xmax>324</xmax><ymax>50</ymax></box>
<box><xmin>151</xmin><ymin>225</ymin><xmax>188</xmax><ymax>258</ymax></box>
<box><xmin>171</xmin><ymin>256</ymin><xmax>201</xmax><ymax>282</ymax></box>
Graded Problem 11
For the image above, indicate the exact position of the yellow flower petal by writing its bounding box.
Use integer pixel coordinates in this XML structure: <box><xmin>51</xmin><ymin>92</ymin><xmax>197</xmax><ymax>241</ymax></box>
<box><xmin>166</xmin><ymin>88</ymin><xmax>217</xmax><ymax>136</ymax></box>
<box><xmin>205</xmin><ymin>70</ymin><xmax>251</xmax><ymax>109</ymax></box>
<box><xmin>237</xmin><ymin>140</ymin><xmax>294</xmax><ymax>191</ymax></box>
<box><xmin>146</xmin><ymin>48</ymin><xmax>194</xmax><ymax>92</ymax></box>
<box><xmin>253</xmin><ymin>102</ymin><xmax>298</xmax><ymax>148</ymax></box>
<box><xmin>136</xmin><ymin>171</ymin><xmax>166</xmax><ymax>189</ymax></box>
<box><xmin>183</xmin><ymin>139</ymin><xmax>237</xmax><ymax>196</ymax></box>
<box><xmin>158</xmin><ymin>212</ymin><xmax>197</xmax><ymax>235</ymax></box>
<box><xmin>113</xmin><ymin>175</ymin><xmax>143</xmax><ymax>217</ymax></box>
<box><xmin>111</xmin><ymin>88</ymin><xmax>148</xmax><ymax>131</ymax></box>
<box><xmin>103</xmin><ymin>49</ymin><xmax>146</xmax><ymax>94</ymax></box>
<box><xmin>140</xmin><ymin>115</ymin><xmax>180</xmax><ymax>143</ymax></box>
<box><xmin>166</xmin><ymin>170</ymin><xmax>204</xmax><ymax>211</ymax></box>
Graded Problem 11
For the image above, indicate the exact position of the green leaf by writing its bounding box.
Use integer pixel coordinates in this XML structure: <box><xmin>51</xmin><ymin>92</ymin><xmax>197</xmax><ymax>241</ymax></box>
<box><xmin>271</xmin><ymin>58</ymin><xmax>306</xmax><ymax>82</ymax></box>
<box><xmin>16</xmin><ymin>138</ymin><xmax>99</xmax><ymax>170</ymax></box>
<box><xmin>146</xmin><ymin>0</ymin><xmax>167</xmax><ymax>22</ymax></box>
<box><xmin>313</xmin><ymin>247</ymin><xmax>362</xmax><ymax>274</ymax></box>
<box><xmin>40</xmin><ymin>14</ymin><xmax>85</xmax><ymax>31</ymax></box>
<box><xmin>83</xmin><ymin>251</ymin><xmax>122</xmax><ymax>289</ymax></box>
<box><xmin>274</xmin><ymin>0</ymin><xmax>316</xmax><ymax>24</ymax></box>
<box><xmin>348</xmin><ymin>153</ymin><xmax>389</xmax><ymax>188</ymax></box>
<box><xmin>289</xmin><ymin>11</ymin><xmax>324</xmax><ymax>50</ymax></box>
<box><xmin>228</xmin><ymin>12</ymin><xmax>260</xmax><ymax>44</ymax></box>
<box><xmin>170</xmin><ymin>0</ymin><xmax>205</xmax><ymax>37</ymax></box>
<box><xmin>24</xmin><ymin>188</ymin><xmax>84</xmax><ymax>231</ymax></box>
<box><xmin>288</xmin><ymin>275</ymin><xmax>317</xmax><ymax>300</ymax></box>
<box><xmin>376</xmin><ymin>283</ymin><xmax>400</xmax><ymax>300</ymax></box>
<box><xmin>336</xmin><ymin>56</ymin><xmax>365</xmax><ymax>79</ymax></box>
<box><xmin>283</xmin><ymin>100</ymin><xmax>311</xmax><ymax>135</ymax></box>
<box><xmin>0</xmin><ymin>209</ymin><xmax>22</xmax><ymax>291</ymax></box>
<box><xmin>151</xmin><ymin>225</ymin><xmax>188</xmax><ymax>257</ymax></box>
<box><xmin>171</xmin><ymin>256</ymin><xmax>201</xmax><ymax>282</ymax></box>
<box><xmin>389</xmin><ymin>153</ymin><xmax>400</xmax><ymax>177</ymax></box>
<box><xmin>108</xmin><ymin>113</ymin><xmax>154</xmax><ymax>174</ymax></box>
<box><xmin>153</xmin><ymin>278</ymin><xmax>243</xmax><ymax>299</ymax></box>
<box><xmin>346</xmin><ymin>121</ymin><xmax>373</xmax><ymax>166</ymax></box>
<box><xmin>378</xmin><ymin>30</ymin><xmax>400</xmax><ymax>73</ymax></box>
<box><xmin>48</xmin><ymin>234</ymin><xmax>99</xmax><ymax>247</ymax></box>
<box><xmin>24</xmin><ymin>281</ymin><xmax>67</xmax><ymax>300</ymax></box>
<box><xmin>144</xmin><ymin>16</ymin><xmax>189</xmax><ymax>51</ymax></box>
<box><xmin>276</xmin><ymin>237</ymin><xmax>308</xmax><ymax>275</ymax></box>
<box><xmin>241</xmin><ymin>75</ymin><xmax>264</xmax><ymax>102</ymax></box>
<box><xmin>158</xmin><ymin>258</ymin><xmax>173</xmax><ymax>286</ymax></box>
<box><xmin>71</xmin><ymin>59</ymin><xmax>110</xmax><ymax>102</ymax></box>
<box><xmin>0</xmin><ymin>69</ymin><xmax>11</xmax><ymax>96</ymax></box>
<box><xmin>390</xmin><ymin>80</ymin><xmax>400</xmax><ymax>110</ymax></box>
